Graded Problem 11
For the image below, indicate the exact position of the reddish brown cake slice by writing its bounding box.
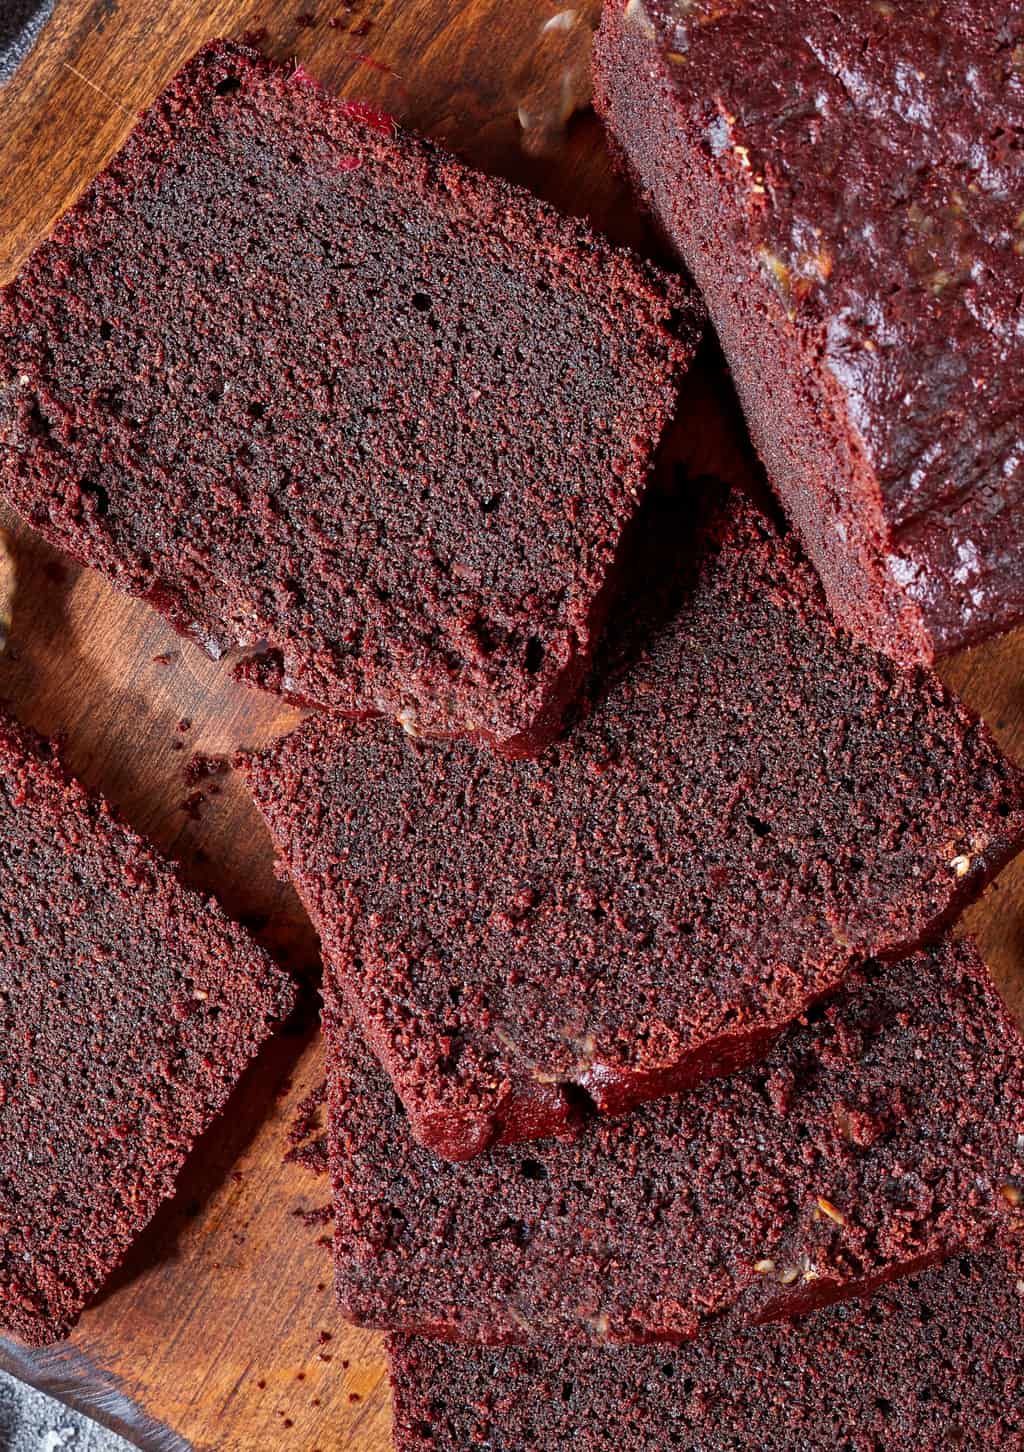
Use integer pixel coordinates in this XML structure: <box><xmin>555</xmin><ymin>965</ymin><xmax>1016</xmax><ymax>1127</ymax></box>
<box><xmin>593</xmin><ymin>0</ymin><xmax>1024</xmax><ymax>667</ymax></box>
<box><xmin>0</xmin><ymin>39</ymin><xmax>700</xmax><ymax>758</ymax></box>
<box><xmin>387</xmin><ymin>1251</ymin><xmax>1024</xmax><ymax>1449</ymax></box>
<box><xmin>0</xmin><ymin>713</ymin><xmax>295</xmax><ymax>1346</ymax></box>
<box><xmin>243</xmin><ymin>485</ymin><xmax>1024</xmax><ymax>1159</ymax></box>
<box><xmin>325</xmin><ymin>937</ymin><xmax>1024</xmax><ymax>1345</ymax></box>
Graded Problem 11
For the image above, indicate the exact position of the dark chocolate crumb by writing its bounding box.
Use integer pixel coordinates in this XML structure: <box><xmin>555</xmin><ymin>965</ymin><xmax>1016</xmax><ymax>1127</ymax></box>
<box><xmin>284</xmin><ymin>1082</ymin><xmax>327</xmax><ymax>1163</ymax></box>
<box><xmin>184</xmin><ymin>752</ymin><xmax>229</xmax><ymax>786</ymax></box>
<box><xmin>178</xmin><ymin>790</ymin><xmax>205</xmax><ymax>821</ymax></box>
<box><xmin>287</xmin><ymin>1135</ymin><xmax>328</xmax><ymax>1175</ymax></box>
<box><xmin>0</xmin><ymin>713</ymin><xmax>295</xmax><ymax>1346</ymax></box>
<box><xmin>247</xmin><ymin>482</ymin><xmax>1024</xmax><ymax>1161</ymax></box>
<box><xmin>0</xmin><ymin>40</ymin><xmax>698</xmax><ymax>759</ymax></box>
<box><xmin>292</xmin><ymin>1203</ymin><xmax>333</xmax><ymax>1227</ymax></box>
<box><xmin>389</xmin><ymin>1252</ymin><xmax>1024</xmax><ymax>1447</ymax></box>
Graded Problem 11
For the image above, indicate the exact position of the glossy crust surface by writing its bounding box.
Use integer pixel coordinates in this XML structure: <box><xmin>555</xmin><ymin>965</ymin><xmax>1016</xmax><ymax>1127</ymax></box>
<box><xmin>325</xmin><ymin>939</ymin><xmax>1024</xmax><ymax>1346</ymax></box>
<box><xmin>0</xmin><ymin>38</ymin><xmax>700</xmax><ymax>756</ymax></box>
<box><xmin>0</xmin><ymin>713</ymin><xmax>295</xmax><ymax>1345</ymax></box>
<box><xmin>244</xmin><ymin>485</ymin><xmax>1024</xmax><ymax>1158</ymax></box>
<box><xmin>593</xmin><ymin>0</ymin><xmax>1024</xmax><ymax>663</ymax></box>
<box><xmin>387</xmin><ymin>1251</ymin><xmax>1024</xmax><ymax>1449</ymax></box>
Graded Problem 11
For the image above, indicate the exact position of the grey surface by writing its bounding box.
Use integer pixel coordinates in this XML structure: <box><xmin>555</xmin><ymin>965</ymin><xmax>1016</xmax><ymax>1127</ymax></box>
<box><xmin>0</xmin><ymin>1372</ymin><xmax>134</xmax><ymax>1452</ymax></box>
<box><xmin>0</xmin><ymin>0</ymin><xmax>55</xmax><ymax>87</ymax></box>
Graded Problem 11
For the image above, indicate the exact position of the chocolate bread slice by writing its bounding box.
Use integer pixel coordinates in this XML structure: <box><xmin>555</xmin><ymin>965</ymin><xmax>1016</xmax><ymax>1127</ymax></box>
<box><xmin>0</xmin><ymin>39</ymin><xmax>700</xmax><ymax>758</ymax></box>
<box><xmin>387</xmin><ymin>1251</ymin><xmax>1024</xmax><ymax>1450</ymax></box>
<box><xmin>243</xmin><ymin>485</ymin><xmax>1024</xmax><ymax>1159</ymax></box>
<box><xmin>325</xmin><ymin>938</ymin><xmax>1024</xmax><ymax>1345</ymax></box>
<box><xmin>593</xmin><ymin>0</ymin><xmax>1024</xmax><ymax>667</ymax></box>
<box><xmin>0</xmin><ymin>713</ymin><xmax>295</xmax><ymax>1345</ymax></box>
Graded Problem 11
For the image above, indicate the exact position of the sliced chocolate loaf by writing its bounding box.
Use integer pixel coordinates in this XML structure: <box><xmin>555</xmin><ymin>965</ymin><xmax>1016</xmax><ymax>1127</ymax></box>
<box><xmin>325</xmin><ymin>938</ymin><xmax>1024</xmax><ymax>1345</ymax></box>
<box><xmin>244</xmin><ymin>485</ymin><xmax>1024</xmax><ymax>1158</ymax></box>
<box><xmin>0</xmin><ymin>38</ymin><xmax>700</xmax><ymax>757</ymax></box>
<box><xmin>387</xmin><ymin>1251</ymin><xmax>1024</xmax><ymax>1449</ymax></box>
<box><xmin>593</xmin><ymin>0</ymin><xmax>1024</xmax><ymax>666</ymax></box>
<box><xmin>0</xmin><ymin>713</ymin><xmax>295</xmax><ymax>1344</ymax></box>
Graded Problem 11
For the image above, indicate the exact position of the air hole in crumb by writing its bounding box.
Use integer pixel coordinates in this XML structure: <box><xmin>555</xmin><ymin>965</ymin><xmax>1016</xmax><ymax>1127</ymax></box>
<box><xmin>525</xmin><ymin>637</ymin><xmax>544</xmax><ymax>674</ymax></box>
<box><xmin>99</xmin><ymin>321</ymin><xmax>113</xmax><ymax>340</ymax></box>
<box><xmin>288</xmin><ymin>150</ymin><xmax>304</xmax><ymax>165</ymax></box>
<box><xmin>480</xmin><ymin>494</ymin><xmax>502</xmax><ymax>514</ymax></box>
<box><xmin>520</xmin><ymin>1157</ymin><xmax>547</xmax><ymax>1181</ymax></box>
<box><xmin>80</xmin><ymin>480</ymin><xmax>109</xmax><ymax>515</ymax></box>
<box><xmin>215</xmin><ymin>75</ymin><xmax>242</xmax><ymax>96</ymax></box>
<box><xmin>411</xmin><ymin>292</ymin><xmax>432</xmax><ymax>312</ymax></box>
<box><xmin>560</xmin><ymin>1381</ymin><xmax>573</xmax><ymax>1402</ymax></box>
<box><xmin>248</xmin><ymin>401</ymin><xmax>266</xmax><ymax>419</ymax></box>
<box><xmin>745</xmin><ymin>813</ymin><xmax>771</xmax><ymax>838</ymax></box>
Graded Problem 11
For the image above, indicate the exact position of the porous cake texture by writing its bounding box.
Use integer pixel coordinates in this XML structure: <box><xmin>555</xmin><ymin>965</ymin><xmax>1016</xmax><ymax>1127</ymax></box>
<box><xmin>244</xmin><ymin>485</ymin><xmax>1024</xmax><ymax>1159</ymax></box>
<box><xmin>387</xmin><ymin>1251</ymin><xmax>1024</xmax><ymax>1450</ymax></box>
<box><xmin>324</xmin><ymin>939</ymin><xmax>1024</xmax><ymax>1345</ymax></box>
<box><xmin>0</xmin><ymin>714</ymin><xmax>295</xmax><ymax>1345</ymax></box>
<box><xmin>0</xmin><ymin>38</ymin><xmax>701</xmax><ymax>757</ymax></box>
<box><xmin>593</xmin><ymin>0</ymin><xmax>1024</xmax><ymax>666</ymax></box>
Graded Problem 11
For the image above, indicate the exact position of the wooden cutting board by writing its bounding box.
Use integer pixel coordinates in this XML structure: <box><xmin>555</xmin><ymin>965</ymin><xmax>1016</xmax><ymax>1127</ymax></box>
<box><xmin>0</xmin><ymin>2</ymin><xmax>1022</xmax><ymax>1448</ymax></box>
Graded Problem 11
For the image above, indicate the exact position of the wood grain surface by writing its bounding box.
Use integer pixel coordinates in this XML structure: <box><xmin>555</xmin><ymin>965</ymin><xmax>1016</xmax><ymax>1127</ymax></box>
<box><xmin>0</xmin><ymin>1</ymin><xmax>1022</xmax><ymax>1448</ymax></box>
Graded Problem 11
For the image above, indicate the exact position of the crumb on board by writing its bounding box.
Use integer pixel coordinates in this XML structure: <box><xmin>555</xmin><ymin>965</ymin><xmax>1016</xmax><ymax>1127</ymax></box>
<box><xmin>292</xmin><ymin>1203</ymin><xmax>333</xmax><ymax>1226</ymax></box>
<box><xmin>185</xmin><ymin>751</ymin><xmax>229</xmax><ymax>785</ymax></box>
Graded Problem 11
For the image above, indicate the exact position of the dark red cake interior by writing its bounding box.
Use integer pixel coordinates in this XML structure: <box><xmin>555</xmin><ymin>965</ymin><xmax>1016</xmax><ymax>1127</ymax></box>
<box><xmin>593</xmin><ymin>0</ymin><xmax>1024</xmax><ymax>665</ymax></box>
<box><xmin>325</xmin><ymin>938</ymin><xmax>1024</xmax><ymax>1346</ymax></box>
<box><xmin>387</xmin><ymin>1250</ymin><xmax>1024</xmax><ymax>1450</ymax></box>
<box><xmin>0</xmin><ymin>714</ymin><xmax>295</xmax><ymax>1345</ymax></box>
<box><xmin>0</xmin><ymin>38</ymin><xmax>700</xmax><ymax>756</ymax></box>
<box><xmin>245</xmin><ymin>484</ymin><xmax>1024</xmax><ymax>1158</ymax></box>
